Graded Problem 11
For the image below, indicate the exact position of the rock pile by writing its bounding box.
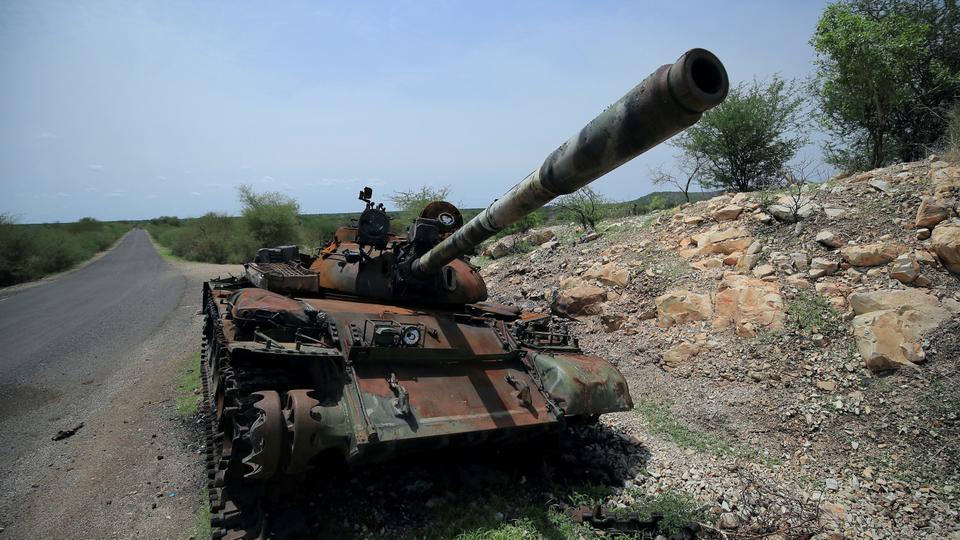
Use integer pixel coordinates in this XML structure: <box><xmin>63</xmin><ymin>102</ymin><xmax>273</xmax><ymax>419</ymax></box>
<box><xmin>479</xmin><ymin>155</ymin><xmax>960</xmax><ymax>538</ymax></box>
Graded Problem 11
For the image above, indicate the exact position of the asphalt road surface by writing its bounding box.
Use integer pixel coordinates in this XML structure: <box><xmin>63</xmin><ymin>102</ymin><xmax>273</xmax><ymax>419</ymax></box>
<box><xmin>0</xmin><ymin>229</ymin><xmax>228</xmax><ymax>538</ymax></box>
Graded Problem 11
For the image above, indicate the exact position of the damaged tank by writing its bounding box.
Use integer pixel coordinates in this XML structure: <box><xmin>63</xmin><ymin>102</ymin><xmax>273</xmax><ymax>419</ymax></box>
<box><xmin>201</xmin><ymin>48</ymin><xmax>728</xmax><ymax>538</ymax></box>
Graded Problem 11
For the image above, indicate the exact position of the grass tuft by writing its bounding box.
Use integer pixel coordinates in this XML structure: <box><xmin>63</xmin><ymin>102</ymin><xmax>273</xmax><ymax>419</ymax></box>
<box><xmin>635</xmin><ymin>399</ymin><xmax>736</xmax><ymax>457</ymax></box>
<box><xmin>196</xmin><ymin>486</ymin><xmax>212</xmax><ymax>539</ymax></box>
<box><xmin>786</xmin><ymin>290</ymin><xmax>840</xmax><ymax>335</ymax></box>
<box><xmin>175</xmin><ymin>352</ymin><xmax>202</xmax><ymax>417</ymax></box>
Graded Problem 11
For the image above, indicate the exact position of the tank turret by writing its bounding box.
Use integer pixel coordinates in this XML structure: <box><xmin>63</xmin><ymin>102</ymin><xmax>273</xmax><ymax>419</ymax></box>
<box><xmin>245</xmin><ymin>48</ymin><xmax>728</xmax><ymax>305</ymax></box>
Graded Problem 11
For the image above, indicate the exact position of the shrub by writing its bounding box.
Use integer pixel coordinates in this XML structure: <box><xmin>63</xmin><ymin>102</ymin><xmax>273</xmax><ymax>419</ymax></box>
<box><xmin>0</xmin><ymin>217</ymin><xmax>129</xmax><ymax>286</ymax></box>
<box><xmin>237</xmin><ymin>184</ymin><xmax>301</xmax><ymax>248</ymax></box>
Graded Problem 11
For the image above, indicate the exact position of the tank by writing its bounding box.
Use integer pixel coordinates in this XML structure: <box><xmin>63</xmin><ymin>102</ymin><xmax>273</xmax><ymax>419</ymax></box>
<box><xmin>201</xmin><ymin>48</ymin><xmax>728</xmax><ymax>539</ymax></box>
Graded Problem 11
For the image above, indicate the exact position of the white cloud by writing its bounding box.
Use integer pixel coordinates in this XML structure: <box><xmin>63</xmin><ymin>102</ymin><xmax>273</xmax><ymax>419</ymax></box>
<box><xmin>156</xmin><ymin>175</ymin><xmax>168</xmax><ymax>181</ymax></box>
<box><xmin>189</xmin><ymin>191</ymin><xmax>202</xmax><ymax>196</ymax></box>
<box><xmin>262</xmin><ymin>175</ymin><xmax>275</xmax><ymax>182</ymax></box>
<box><xmin>104</xmin><ymin>191</ymin><xmax>125</xmax><ymax>197</ymax></box>
<box><xmin>145</xmin><ymin>194</ymin><xmax>159</xmax><ymax>199</ymax></box>
<box><xmin>54</xmin><ymin>192</ymin><xmax>70</xmax><ymax>197</ymax></box>
<box><xmin>84</xmin><ymin>186</ymin><xmax>97</xmax><ymax>192</ymax></box>
<box><xmin>89</xmin><ymin>164</ymin><xmax>105</xmax><ymax>172</ymax></box>
<box><xmin>37</xmin><ymin>131</ymin><xmax>59</xmax><ymax>139</ymax></box>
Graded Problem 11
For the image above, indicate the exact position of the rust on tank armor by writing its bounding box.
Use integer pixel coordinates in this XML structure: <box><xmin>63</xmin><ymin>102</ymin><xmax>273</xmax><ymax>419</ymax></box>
<box><xmin>200</xmin><ymin>48</ymin><xmax>729</xmax><ymax>539</ymax></box>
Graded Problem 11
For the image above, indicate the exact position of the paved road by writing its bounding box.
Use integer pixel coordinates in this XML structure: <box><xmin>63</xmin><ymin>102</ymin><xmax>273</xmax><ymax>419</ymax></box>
<box><xmin>0</xmin><ymin>229</ymin><xmax>191</xmax><ymax>535</ymax></box>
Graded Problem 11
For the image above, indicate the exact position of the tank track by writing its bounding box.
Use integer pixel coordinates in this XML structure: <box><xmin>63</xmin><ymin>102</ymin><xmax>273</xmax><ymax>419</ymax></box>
<box><xmin>201</xmin><ymin>288</ymin><xmax>315</xmax><ymax>539</ymax></box>
<box><xmin>201</xmin><ymin>300</ymin><xmax>264</xmax><ymax>540</ymax></box>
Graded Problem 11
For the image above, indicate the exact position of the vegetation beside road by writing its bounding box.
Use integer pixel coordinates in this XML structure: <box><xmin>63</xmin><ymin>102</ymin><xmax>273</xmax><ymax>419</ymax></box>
<box><xmin>143</xmin><ymin>184</ymin><xmax>701</xmax><ymax>265</ymax></box>
<box><xmin>0</xmin><ymin>215</ymin><xmax>130</xmax><ymax>287</ymax></box>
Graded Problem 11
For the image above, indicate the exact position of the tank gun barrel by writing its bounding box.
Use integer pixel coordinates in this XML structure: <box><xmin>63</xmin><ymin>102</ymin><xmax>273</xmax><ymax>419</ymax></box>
<box><xmin>411</xmin><ymin>48</ymin><xmax>728</xmax><ymax>278</ymax></box>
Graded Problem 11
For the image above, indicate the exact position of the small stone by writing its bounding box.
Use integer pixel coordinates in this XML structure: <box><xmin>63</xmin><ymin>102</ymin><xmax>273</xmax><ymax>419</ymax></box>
<box><xmin>888</xmin><ymin>253</ymin><xmax>920</xmax><ymax>284</ymax></box>
<box><xmin>718</xmin><ymin>512</ymin><xmax>739</xmax><ymax>529</ymax></box>
<box><xmin>752</xmin><ymin>263</ymin><xmax>775</xmax><ymax>278</ymax></box>
<box><xmin>809</xmin><ymin>257</ymin><xmax>839</xmax><ymax>279</ymax></box>
<box><xmin>815</xmin><ymin>380</ymin><xmax>836</xmax><ymax>392</ymax></box>
<box><xmin>825</xmin><ymin>478</ymin><xmax>839</xmax><ymax>491</ymax></box>
<box><xmin>821</xmin><ymin>501</ymin><xmax>847</xmax><ymax>521</ymax></box>
<box><xmin>815</xmin><ymin>230</ymin><xmax>844</xmax><ymax>248</ymax></box>
<box><xmin>917</xmin><ymin>228</ymin><xmax>931</xmax><ymax>241</ymax></box>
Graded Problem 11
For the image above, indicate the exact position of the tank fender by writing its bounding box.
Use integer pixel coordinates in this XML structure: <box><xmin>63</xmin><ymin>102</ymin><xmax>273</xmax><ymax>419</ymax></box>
<box><xmin>530</xmin><ymin>352</ymin><xmax>633</xmax><ymax>416</ymax></box>
<box><xmin>229</xmin><ymin>288</ymin><xmax>316</xmax><ymax>327</ymax></box>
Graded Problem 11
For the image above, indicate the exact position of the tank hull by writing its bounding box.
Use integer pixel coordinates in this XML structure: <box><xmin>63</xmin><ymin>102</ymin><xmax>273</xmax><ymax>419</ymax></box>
<box><xmin>201</xmin><ymin>279</ymin><xmax>632</xmax><ymax>537</ymax></box>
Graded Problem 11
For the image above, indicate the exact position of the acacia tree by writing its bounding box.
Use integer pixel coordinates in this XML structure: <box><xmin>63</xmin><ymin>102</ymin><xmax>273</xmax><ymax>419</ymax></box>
<box><xmin>650</xmin><ymin>152</ymin><xmax>705</xmax><ymax>203</ymax></box>
<box><xmin>555</xmin><ymin>187</ymin><xmax>608</xmax><ymax>231</ymax></box>
<box><xmin>677</xmin><ymin>76</ymin><xmax>806</xmax><ymax>192</ymax></box>
<box><xmin>388</xmin><ymin>185</ymin><xmax>451</xmax><ymax>231</ymax></box>
<box><xmin>811</xmin><ymin>0</ymin><xmax>960</xmax><ymax>169</ymax></box>
<box><xmin>237</xmin><ymin>184</ymin><xmax>301</xmax><ymax>247</ymax></box>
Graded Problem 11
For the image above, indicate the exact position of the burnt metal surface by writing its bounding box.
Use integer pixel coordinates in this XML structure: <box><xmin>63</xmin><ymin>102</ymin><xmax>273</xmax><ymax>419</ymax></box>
<box><xmin>199</xmin><ymin>49</ymin><xmax>728</xmax><ymax>538</ymax></box>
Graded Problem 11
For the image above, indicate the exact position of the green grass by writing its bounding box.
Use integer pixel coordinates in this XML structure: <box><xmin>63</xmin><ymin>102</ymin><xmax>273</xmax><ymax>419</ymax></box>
<box><xmin>146</xmin><ymin>232</ymin><xmax>184</xmax><ymax>262</ymax></box>
<box><xmin>409</xmin><ymin>485</ymin><xmax>702</xmax><ymax>540</ymax></box>
<box><xmin>195</xmin><ymin>486</ymin><xmax>212</xmax><ymax>540</ymax></box>
<box><xmin>636</xmin><ymin>400</ymin><xmax>782</xmax><ymax>467</ymax></box>
<box><xmin>175</xmin><ymin>353</ymin><xmax>202</xmax><ymax>417</ymax></box>
<box><xmin>786</xmin><ymin>290</ymin><xmax>840</xmax><ymax>335</ymax></box>
<box><xmin>635</xmin><ymin>399</ymin><xmax>737</xmax><ymax>457</ymax></box>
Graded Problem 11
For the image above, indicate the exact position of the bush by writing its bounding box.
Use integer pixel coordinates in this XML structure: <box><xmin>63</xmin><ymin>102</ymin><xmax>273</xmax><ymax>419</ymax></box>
<box><xmin>947</xmin><ymin>102</ymin><xmax>960</xmax><ymax>162</ymax></box>
<box><xmin>0</xmin><ymin>216</ymin><xmax>129</xmax><ymax>286</ymax></box>
<box><xmin>812</xmin><ymin>0</ymin><xmax>960</xmax><ymax>169</ymax></box>
<box><xmin>678</xmin><ymin>76</ymin><xmax>806</xmax><ymax>192</ymax></box>
<box><xmin>555</xmin><ymin>187</ymin><xmax>608</xmax><ymax>230</ymax></box>
<box><xmin>237</xmin><ymin>185</ymin><xmax>301</xmax><ymax>248</ymax></box>
<box><xmin>165</xmin><ymin>213</ymin><xmax>252</xmax><ymax>264</ymax></box>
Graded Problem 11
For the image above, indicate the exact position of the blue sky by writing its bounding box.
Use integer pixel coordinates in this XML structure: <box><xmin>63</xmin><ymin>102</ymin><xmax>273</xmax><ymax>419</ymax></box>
<box><xmin>0</xmin><ymin>1</ymin><xmax>829</xmax><ymax>223</ymax></box>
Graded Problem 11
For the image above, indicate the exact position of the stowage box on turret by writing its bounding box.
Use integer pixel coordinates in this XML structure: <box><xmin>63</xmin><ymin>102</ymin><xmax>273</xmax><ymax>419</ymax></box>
<box><xmin>200</xmin><ymin>48</ymin><xmax>728</xmax><ymax>538</ymax></box>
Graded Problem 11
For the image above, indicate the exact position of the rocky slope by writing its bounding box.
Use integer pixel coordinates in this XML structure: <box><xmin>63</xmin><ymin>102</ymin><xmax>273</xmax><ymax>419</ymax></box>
<box><xmin>479</xmin><ymin>155</ymin><xmax>960</xmax><ymax>539</ymax></box>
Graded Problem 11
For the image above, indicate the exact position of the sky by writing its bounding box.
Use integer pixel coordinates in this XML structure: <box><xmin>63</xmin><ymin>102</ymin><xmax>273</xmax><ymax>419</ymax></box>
<box><xmin>0</xmin><ymin>1</ymin><xmax>830</xmax><ymax>223</ymax></box>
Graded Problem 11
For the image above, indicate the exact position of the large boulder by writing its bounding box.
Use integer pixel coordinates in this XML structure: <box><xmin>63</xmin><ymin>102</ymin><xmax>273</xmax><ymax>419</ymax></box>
<box><xmin>483</xmin><ymin>229</ymin><xmax>556</xmax><ymax>259</ymax></box>
<box><xmin>682</xmin><ymin>226</ymin><xmax>754</xmax><ymax>258</ymax></box>
<box><xmin>915</xmin><ymin>197</ymin><xmax>951</xmax><ymax>229</ymax></box>
<box><xmin>524</xmin><ymin>228</ymin><xmax>556</xmax><ymax>246</ymax></box>
<box><xmin>712</xmin><ymin>205</ymin><xmax>744</xmax><ymax>222</ymax></box>
<box><xmin>841</xmin><ymin>243</ymin><xmax>907</xmax><ymax>267</ymax></box>
<box><xmin>552</xmin><ymin>284</ymin><xmax>607</xmax><ymax>317</ymax></box>
<box><xmin>483</xmin><ymin>234</ymin><xmax>520</xmax><ymax>259</ymax></box>
<box><xmin>931</xmin><ymin>220</ymin><xmax>960</xmax><ymax>274</ymax></box>
<box><xmin>583</xmin><ymin>262</ymin><xmax>630</xmax><ymax>288</ymax></box>
<box><xmin>850</xmin><ymin>288</ymin><xmax>960</xmax><ymax>370</ymax></box>
<box><xmin>655</xmin><ymin>290</ymin><xmax>713</xmax><ymax>327</ymax></box>
<box><xmin>712</xmin><ymin>274</ymin><xmax>785</xmax><ymax>337</ymax></box>
<box><xmin>931</xmin><ymin>165</ymin><xmax>960</xmax><ymax>198</ymax></box>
